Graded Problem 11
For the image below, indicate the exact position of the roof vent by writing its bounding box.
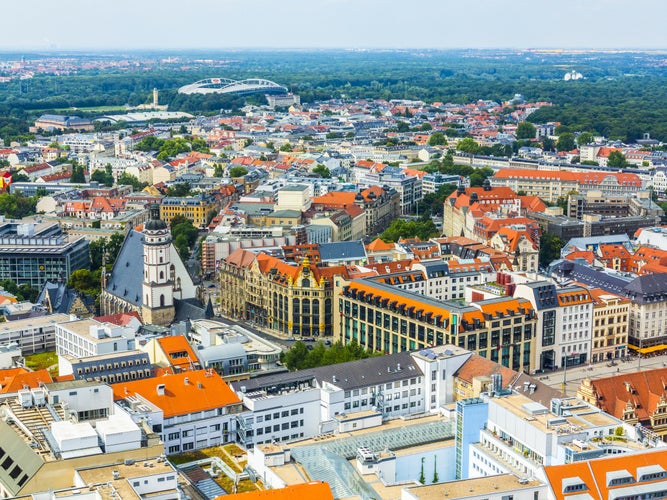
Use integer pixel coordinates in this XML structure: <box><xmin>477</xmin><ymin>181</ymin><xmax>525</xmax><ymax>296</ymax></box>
<box><xmin>184</xmin><ymin>377</ymin><xmax>189</xmax><ymax>385</ymax></box>
<box><xmin>156</xmin><ymin>384</ymin><xmax>165</xmax><ymax>396</ymax></box>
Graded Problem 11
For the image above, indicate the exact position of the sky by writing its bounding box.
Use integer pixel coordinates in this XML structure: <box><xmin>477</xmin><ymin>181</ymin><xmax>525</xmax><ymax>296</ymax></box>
<box><xmin>2</xmin><ymin>0</ymin><xmax>666</xmax><ymax>51</ymax></box>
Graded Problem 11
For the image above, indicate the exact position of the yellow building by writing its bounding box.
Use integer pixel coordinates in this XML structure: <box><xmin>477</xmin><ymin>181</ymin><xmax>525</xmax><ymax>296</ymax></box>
<box><xmin>220</xmin><ymin>249</ymin><xmax>347</xmax><ymax>337</ymax></box>
<box><xmin>160</xmin><ymin>194</ymin><xmax>217</xmax><ymax>228</ymax></box>
<box><xmin>263</xmin><ymin>209</ymin><xmax>302</xmax><ymax>227</ymax></box>
<box><xmin>589</xmin><ymin>288</ymin><xmax>629</xmax><ymax>363</ymax></box>
<box><xmin>334</xmin><ymin>278</ymin><xmax>537</xmax><ymax>372</ymax></box>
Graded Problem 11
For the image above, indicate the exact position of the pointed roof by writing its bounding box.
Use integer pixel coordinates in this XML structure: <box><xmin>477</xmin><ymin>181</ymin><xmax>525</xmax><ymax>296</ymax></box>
<box><xmin>366</xmin><ymin>238</ymin><xmax>395</xmax><ymax>252</ymax></box>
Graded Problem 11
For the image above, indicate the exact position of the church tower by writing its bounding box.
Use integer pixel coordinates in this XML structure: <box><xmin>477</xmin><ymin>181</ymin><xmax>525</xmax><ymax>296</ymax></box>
<box><xmin>141</xmin><ymin>204</ymin><xmax>175</xmax><ymax>326</ymax></box>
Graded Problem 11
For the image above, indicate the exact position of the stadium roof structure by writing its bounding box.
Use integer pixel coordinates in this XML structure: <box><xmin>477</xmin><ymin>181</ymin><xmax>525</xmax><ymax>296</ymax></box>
<box><xmin>178</xmin><ymin>78</ymin><xmax>288</xmax><ymax>95</ymax></box>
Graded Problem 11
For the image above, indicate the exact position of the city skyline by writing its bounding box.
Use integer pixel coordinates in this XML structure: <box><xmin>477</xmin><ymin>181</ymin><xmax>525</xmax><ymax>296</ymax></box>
<box><xmin>2</xmin><ymin>0</ymin><xmax>666</xmax><ymax>51</ymax></box>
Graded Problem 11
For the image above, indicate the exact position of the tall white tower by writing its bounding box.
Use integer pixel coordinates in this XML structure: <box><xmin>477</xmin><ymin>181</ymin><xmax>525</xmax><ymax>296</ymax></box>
<box><xmin>141</xmin><ymin>204</ymin><xmax>175</xmax><ymax>326</ymax></box>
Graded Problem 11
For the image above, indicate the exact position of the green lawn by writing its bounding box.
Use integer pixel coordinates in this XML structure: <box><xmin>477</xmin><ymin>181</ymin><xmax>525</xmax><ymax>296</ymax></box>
<box><xmin>24</xmin><ymin>351</ymin><xmax>58</xmax><ymax>371</ymax></box>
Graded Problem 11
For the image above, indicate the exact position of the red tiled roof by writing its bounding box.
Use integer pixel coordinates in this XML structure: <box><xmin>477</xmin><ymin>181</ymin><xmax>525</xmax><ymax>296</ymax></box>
<box><xmin>0</xmin><ymin>368</ymin><xmax>53</xmax><ymax>394</ymax></box>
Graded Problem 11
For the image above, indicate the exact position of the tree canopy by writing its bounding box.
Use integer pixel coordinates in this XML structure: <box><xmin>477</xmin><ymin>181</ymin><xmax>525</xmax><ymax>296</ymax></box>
<box><xmin>281</xmin><ymin>340</ymin><xmax>381</xmax><ymax>371</ymax></box>
<box><xmin>312</xmin><ymin>164</ymin><xmax>331</xmax><ymax>178</ymax></box>
<box><xmin>516</xmin><ymin>122</ymin><xmax>537</xmax><ymax>140</ymax></box>
<box><xmin>380</xmin><ymin>217</ymin><xmax>438</xmax><ymax>242</ymax></box>
<box><xmin>229</xmin><ymin>166</ymin><xmax>249</xmax><ymax>178</ymax></box>
<box><xmin>0</xmin><ymin>192</ymin><xmax>38</xmax><ymax>219</ymax></box>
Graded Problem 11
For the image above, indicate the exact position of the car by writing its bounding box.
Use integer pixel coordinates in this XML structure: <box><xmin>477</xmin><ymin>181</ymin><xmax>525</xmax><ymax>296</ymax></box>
<box><xmin>303</xmin><ymin>336</ymin><xmax>316</xmax><ymax>342</ymax></box>
<box><xmin>285</xmin><ymin>336</ymin><xmax>296</xmax><ymax>341</ymax></box>
<box><xmin>324</xmin><ymin>340</ymin><xmax>332</xmax><ymax>346</ymax></box>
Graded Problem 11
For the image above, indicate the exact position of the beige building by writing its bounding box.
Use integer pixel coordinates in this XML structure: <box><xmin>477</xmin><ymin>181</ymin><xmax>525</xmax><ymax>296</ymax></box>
<box><xmin>220</xmin><ymin>249</ymin><xmax>345</xmax><ymax>337</ymax></box>
<box><xmin>490</xmin><ymin>227</ymin><xmax>539</xmax><ymax>272</ymax></box>
<box><xmin>276</xmin><ymin>184</ymin><xmax>311</xmax><ymax>211</ymax></box>
<box><xmin>589</xmin><ymin>288</ymin><xmax>629</xmax><ymax>363</ymax></box>
<box><xmin>334</xmin><ymin>277</ymin><xmax>538</xmax><ymax>372</ymax></box>
<box><xmin>492</xmin><ymin>169</ymin><xmax>643</xmax><ymax>203</ymax></box>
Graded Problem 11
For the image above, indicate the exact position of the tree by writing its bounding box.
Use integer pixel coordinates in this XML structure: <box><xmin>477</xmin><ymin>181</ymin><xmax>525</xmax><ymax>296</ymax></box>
<box><xmin>539</xmin><ymin>233</ymin><xmax>565</xmax><ymax>268</ymax></box>
<box><xmin>576</xmin><ymin>132</ymin><xmax>594</xmax><ymax>146</ymax></box>
<box><xmin>312</xmin><ymin>164</ymin><xmax>331</xmax><ymax>178</ymax></box>
<box><xmin>516</xmin><ymin>122</ymin><xmax>537</xmax><ymax>140</ymax></box>
<box><xmin>213</xmin><ymin>164</ymin><xmax>224</xmax><ymax>177</ymax></box>
<box><xmin>0</xmin><ymin>279</ymin><xmax>39</xmax><ymax>302</ymax></box>
<box><xmin>428</xmin><ymin>132</ymin><xmax>447</xmax><ymax>146</ymax></box>
<box><xmin>229</xmin><ymin>166</ymin><xmax>249</xmax><ymax>178</ymax></box>
<box><xmin>380</xmin><ymin>219</ymin><xmax>438</xmax><ymax>242</ymax></box>
<box><xmin>9</xmin><ymin>171</ymin><xmax>29</xmax><ymax>183</ymax></box>
<box><xmin>117</xmin><ymin>173</ymin><xmax>147</xmax><ymax>191</ymax></box>
<box><xmin>171</xmin><ymin>217</ymin><xmax>199</xmax><ymax>260</ymax></box>
<box><xmin>396</xmin><ymin>121</ymin><xmax>410</xmax><ymax>133</ymax></box>
<box><xmin>279</xmin><ymin>142</ymin><xmax>293</xmax><ymax>152</ymax></box>
<box><xmin>166</xmin><ymin>182</ymin><xmax>192</xmax><ymax>197</ymax></box>
<box><xmin>556</xmin><ymin>132</ymin><xmax>576</xmax><ymax>152</ymax></box>
<box><xmin>607</xmin><ymin>150</ymin><xmax>628</xmax><ymax>168</ymax></box>
<box><xmin>0</xmin><ymin>192</ymin><xmax>38</xmax><ymax>218</ymax></box>
<box><xmin>90</xmin><ymin>164</ymin><xmax>113</xmax><ymax>187</ymax></box>
<box><xmin>469</xmin><ymin>167</ymin><xmax>494</xmax><ymax>187</ymax></box>
<box><xmin>190</xmin><ymin>137</ymin><xmax>209</xmax><ymax>153</ymax></box>
<box><xmin>281</xmin><ymin>340</ymin><xmax>380</xmax><ymax>371</ymax></box>
<box><xmin>420</xmin><ymin>123</ymin><xmax>433</xmax><ymax>131</ymax></box>
<box><xmin>456</xmin><ymin>137</ymin><xmax>479</xmax><ymax>154</ymax></box>
<box><xmin>417</xmin><ymin>183</ymin><xmax>457</xmax><ymax>216</ymax></box>
<box><xmin>541</xmin><ymin>137</ymin><xmax>556</xmax><ymax>151</ymax></box>
<box><xmin>68</xmin><ymin>269</ymin><xmax>99</xmax><ymax>295</ymax></box>
<box><xmin>70</xmin><ymin>164</ymin><xmax>86</xmax><ymax>183</ymax></box>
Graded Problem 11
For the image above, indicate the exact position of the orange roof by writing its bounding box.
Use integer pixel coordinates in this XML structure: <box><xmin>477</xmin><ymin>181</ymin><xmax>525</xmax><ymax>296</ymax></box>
<box><xmin>494</xmin><ymin>227</ymin><xmax>537</xmax><ymax>252</ymax></box>
<box><xmin>366</xmin><ymin>238</ymin><xmax>395</xmax><ymax>252</ymax></box>
<box><xmin>556</xmin><ymin>288</ymin><xmax>592</xmax><ymax>306</ymax></box>
<box><xmin>312</xmin><ymin>186</ymin><xmax>386</xmax><ymax>208</ymax></box>
<box><xmin>455</xmin><ymin>353</ymin><xmax>516</xmax><ymax>386</ymax></box>
<box><xmin>587</xmin><ymin>287</ymin><xmax>629</xmax><ymax>306</ymax></box>
<box><xmin>345</xmin><ymin>280</ymin><xmax>452</xmax><ymax>323</ymax></box>
<box><xmin>112</xmin><ymin>370</ymin><xmax>240</xmax><ymax>418</ymax></box>
<box><xmin>156</xmin><ymin>335</ymin><xmax>201</xmax><ymax>369</ymax></box>
<box><xmin>564</xmin><ymin>250</ymin><xmax>595</xmax><ymax>264</ymax></box>
<box><xmin>582</xmin><ymin>366</ymin><xmax>667</xmax><ymax>424</ymax></box>
<box><xmin>447</xmin><ymin>186</ymin><xmax>520</xmax><ymax>210</ymax></box>
<box><xmin>463</xmin><ymin>298</ymin><xmax>534</xmax><ymax>326</ymax></box>
<box><xmin>544</xmin><ymin>449</ymin><xmax>667</xmax><ymax>500</ymax></box>
<box><xmin>218</xmin><ymin>482</ymin><xmax>334</xmax><ymax>500</ymax></box>
<box><xmin>225</xmin><ymin>248</ymin><xmax>257</xmax><ymax>268</ymax></box>
<box><xmin>0</xmin><ymin>368</ymin><xmax>53</xmax><ymax>394</ymax></box>
<box><xmin>493</xmin><ymin>169</ymin><xmax>642</xmax><ymax>186</ymax></box>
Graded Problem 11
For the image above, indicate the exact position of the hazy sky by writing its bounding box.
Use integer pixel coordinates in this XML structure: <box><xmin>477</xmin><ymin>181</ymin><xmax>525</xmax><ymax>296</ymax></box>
<box><xmin>2</xmin><ymin>0</ymin><xmax>666</xmax><ymax>51</ymax></box>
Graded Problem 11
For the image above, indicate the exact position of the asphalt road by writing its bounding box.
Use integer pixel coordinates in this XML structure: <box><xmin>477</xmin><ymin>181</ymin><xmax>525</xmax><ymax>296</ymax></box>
<box><xmin>540</xmin><ymin>353</ymin><xmax>667</xmax><ymax>395</ymax></box>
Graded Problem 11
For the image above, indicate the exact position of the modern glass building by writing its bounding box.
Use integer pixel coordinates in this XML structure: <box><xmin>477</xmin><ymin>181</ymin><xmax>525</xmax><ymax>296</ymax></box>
<box><xmin>0</xmin><ymin>221</ymin><xmax>90</xmax><ymax>288</ymax></box>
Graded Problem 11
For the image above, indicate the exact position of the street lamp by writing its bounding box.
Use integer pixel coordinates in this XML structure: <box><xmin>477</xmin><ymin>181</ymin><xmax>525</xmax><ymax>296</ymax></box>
<box><xmin>638</xmin><ymin>336</ymin><xmax>643</xmax><ymax>371</ymax></box>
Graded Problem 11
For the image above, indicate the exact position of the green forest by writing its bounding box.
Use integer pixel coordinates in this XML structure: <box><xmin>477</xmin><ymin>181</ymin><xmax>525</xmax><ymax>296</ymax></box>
<box><xmin>1</xmin><ymin>50</ymin><xmax>667</xmax><ymax>144</ymax></box>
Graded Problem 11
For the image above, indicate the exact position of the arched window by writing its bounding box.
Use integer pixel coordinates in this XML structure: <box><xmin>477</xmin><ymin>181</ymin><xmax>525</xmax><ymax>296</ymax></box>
<box><xmin>159</xmin><ymin>271</ymin><xmax>164</xmax><ymax>280</ymax></box>
<box><xmin>302</xmin><ymin>278</ymin><xmax>310</xmax><ymax>288</ymax></box>
<box><xmin>170</xmin><ymin>264</ymin><xmax>176</xmax><ymax>281</ymax></box>
<box><xmin>160</xmin><ymin>294</ymin><xmax>165</xmax><ymax>307</ymax></box>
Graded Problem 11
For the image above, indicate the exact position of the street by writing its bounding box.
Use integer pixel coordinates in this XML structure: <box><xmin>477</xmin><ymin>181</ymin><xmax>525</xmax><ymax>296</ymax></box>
<box><xmin>541</xmin><ymin>353</ymin><xmax>667</xmax><ymax>395</ymax></box>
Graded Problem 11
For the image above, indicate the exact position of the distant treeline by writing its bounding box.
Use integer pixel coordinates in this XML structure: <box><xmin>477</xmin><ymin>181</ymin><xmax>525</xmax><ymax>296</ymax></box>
<box><xmin>1</xmin><ymin>50</ymin><xmax>667</xmax><ymax>143</ymax></box>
